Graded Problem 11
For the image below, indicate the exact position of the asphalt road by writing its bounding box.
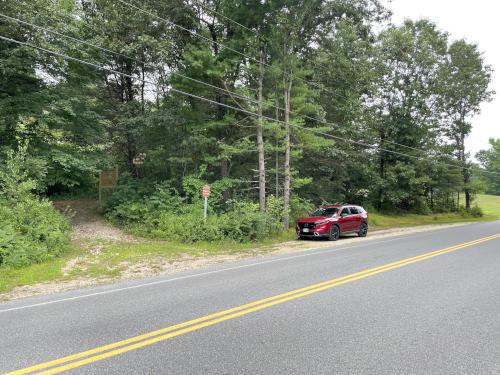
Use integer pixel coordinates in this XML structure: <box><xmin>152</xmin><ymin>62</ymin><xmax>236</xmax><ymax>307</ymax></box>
<box><xmin>1</xmin><ymin>221</ymin><xmax>500</xmax><ymax>374</ymax></box>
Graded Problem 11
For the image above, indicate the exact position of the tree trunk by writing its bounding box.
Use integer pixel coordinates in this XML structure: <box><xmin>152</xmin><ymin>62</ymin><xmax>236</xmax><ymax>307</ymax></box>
<box><xmin>465</xmin><ymin>189</ymin><xmax>471</xmax><ymax>210</ymax></box>
<box><xmin>257</xmin><ymin>50</ymin><xmax>266</xmax><ymax>212</ymax></box>
<box><xmin>283</xmin><ymin>78</ymin><xmax>292</xmax><ymax>230</ymax></box>
<box><xmin>275</xmin><ymin>97</ymin><xmax>280</xmax><ymax>198</ymax></box>
<box><xmin>430</xmin><ymin>187</ymin><xmax>434</xmax><ymax>210</ymax></box>
<box><xmin>377</xmin><ymin>129</ymin><xmax>385</xmax><ymax>211</ymax></box>
<box><xmin>459</xmin><ymin>133</ymin><xmax>471</xmax><ymax>209</ymax></box>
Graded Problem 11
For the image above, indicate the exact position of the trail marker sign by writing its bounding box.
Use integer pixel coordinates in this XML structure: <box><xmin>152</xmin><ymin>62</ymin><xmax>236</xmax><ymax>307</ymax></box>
<box><xmin>202</xmin><ymin>185</ymin><xmax>211</xmax><ymax>198</ymax></box>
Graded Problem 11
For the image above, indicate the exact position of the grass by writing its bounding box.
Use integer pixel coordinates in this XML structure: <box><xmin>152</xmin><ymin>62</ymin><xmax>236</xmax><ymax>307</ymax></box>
<box><xmin>476</xmin><ymin>194</ymin><xmax>500</xmax><ymax>218</ymax></box>
<box><xmin>369</xmin><ymin>211</ymin><xmax>494</xmax><ymax>229</ymax></box>
<box><xmin>0</xmin><ymin>247</ymin><xmax>80</xmax><ymax>296</ymax></box>
<box><xmin>369</xmin><ymin>194</ymin><xmax>500</xmax><ymax>229</ymax></box>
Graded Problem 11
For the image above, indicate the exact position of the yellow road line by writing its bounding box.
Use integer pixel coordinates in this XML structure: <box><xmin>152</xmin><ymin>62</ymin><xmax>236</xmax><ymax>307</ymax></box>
<box><xmin>7</xmin><ymin>233</ymin><xmax>500</xmax><ymax>375</ymax></box>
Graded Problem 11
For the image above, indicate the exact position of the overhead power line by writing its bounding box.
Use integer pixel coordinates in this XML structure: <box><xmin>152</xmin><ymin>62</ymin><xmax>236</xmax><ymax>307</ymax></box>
<box><xmin>115</xmin><ymin>0</ymin><xmax>346</xmax><ymax>99</ymax></box>
<box><xmin>174</xmin><ymin>1</ymin><xmax>470</xmax><ymax>158</ymax></box>
<box><xmin>191</xmin><ymin>0</ymin><xmax>257</xmax><ymax>35</ymax></box>
<box><xmin>2</xmin><ymin>34</ymin><xmax>498</xmax><ymax>177</ymax></box>
<box><xmin>0</xmin><ymin>13</ymin><xmax>258</xmax><ymax>106</ymax></box>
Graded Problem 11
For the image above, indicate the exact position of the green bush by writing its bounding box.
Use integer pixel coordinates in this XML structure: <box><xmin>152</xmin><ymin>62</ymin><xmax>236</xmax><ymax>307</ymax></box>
<box><xmin>104</xmin><ymin>182</ymin><xmax>284</xmax><ymax>243</ymax></box>
<box><xmin>0</xmin><ymin>142</ymin><xmax>71</xmax><ymax>267</ymax></box>
<box><xmin>459</xmin><ymin>205</ymin><xmax>484</xmax><ymax>218</ymax></box>
<box><xmin>0</xmin><ymin>198</ymin><xmax>70</xmax><ymax>267</ymax></box>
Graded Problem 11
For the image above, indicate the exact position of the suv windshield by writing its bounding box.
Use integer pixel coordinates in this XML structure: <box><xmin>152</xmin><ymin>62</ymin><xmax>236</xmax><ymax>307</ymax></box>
<box><xmin>310</xmin><ymin>207</ymin><xmax>339</xmax><ymax>217</ymax></box>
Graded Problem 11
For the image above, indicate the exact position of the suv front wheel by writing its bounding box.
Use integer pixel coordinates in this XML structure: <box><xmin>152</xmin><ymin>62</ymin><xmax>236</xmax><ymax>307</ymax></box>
<box><xmin>329</xmin><ymin>225</ymin><xmax>340</xmax><ymax>241</ymax></box>
<box><xmin>358</xmin><ymin>222</ymin><xmax>368</xmax><ymax>237</ymax></box>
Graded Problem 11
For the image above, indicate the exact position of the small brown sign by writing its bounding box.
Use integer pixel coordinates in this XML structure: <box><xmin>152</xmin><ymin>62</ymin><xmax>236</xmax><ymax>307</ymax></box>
<box><xmin>202</xmin><ymin>184</ymin><xmax>211</xmax><ymax>198</ymax></box>
<box><xmin>100</xmin><ymin>168</ymin><xmax>118</xmax><ymax>188</ymax></box>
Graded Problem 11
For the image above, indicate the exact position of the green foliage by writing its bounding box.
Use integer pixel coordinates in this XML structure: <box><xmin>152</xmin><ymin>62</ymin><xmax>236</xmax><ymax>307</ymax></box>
<box><xmin>0</xmin><ymin>198</ymin><xmax>70</xmax><ymax>267</ymax></box>
<box><xmin>0</xmin><ymin>144</ymin><xmax>70</xmax><ymax>267</ymax></box>
<box><xmin>151</xmin><ymin>204</ymin><xmax>282</xmax><ymax>243</ymax></box>
<box><xmin>477</xmin><ymin>139</ymin><xmax>500</xmax><ymax>195</ymax></box>
<box><xmin>104</xmin><ymin>181</ymin><xmax>284</xmax><ymax>243</ymax></box>
<box><xmin>0</xmin><ymin>141</ymin><xmax>38</xmax><ymax>201</ymax></box>
<box><xmin>459</xmin><ymin>205</ymin><xmax>484</xmax><ymax>218</ymax></box>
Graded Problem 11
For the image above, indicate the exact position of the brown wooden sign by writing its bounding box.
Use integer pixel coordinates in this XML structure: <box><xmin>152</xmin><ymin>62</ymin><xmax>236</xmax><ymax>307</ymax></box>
<box><xmin>99</xmin><ymin>168</ymin><xmax>118</xmax><ymax>189</ymax></box>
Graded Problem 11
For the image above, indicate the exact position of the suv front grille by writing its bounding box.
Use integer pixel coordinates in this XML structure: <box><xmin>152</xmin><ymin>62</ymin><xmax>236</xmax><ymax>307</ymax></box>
<box><xmin>298</xmin><ymin>222</ymin><xmax>316</xmax><ymax>229</ymax></box>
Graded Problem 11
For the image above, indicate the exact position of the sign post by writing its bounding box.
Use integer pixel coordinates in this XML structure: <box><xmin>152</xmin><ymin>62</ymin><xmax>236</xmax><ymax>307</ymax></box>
<box><xmin>202</xmin><ymin>184</ymin><xmax>210</xmax><ymax>220</ymax></box>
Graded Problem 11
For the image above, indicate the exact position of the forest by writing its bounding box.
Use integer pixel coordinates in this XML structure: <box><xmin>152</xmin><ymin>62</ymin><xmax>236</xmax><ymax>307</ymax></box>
<box><xmin>1</xmin><ymin>0</ymin><xmax>499</xmax><ymax>267</ymax></box>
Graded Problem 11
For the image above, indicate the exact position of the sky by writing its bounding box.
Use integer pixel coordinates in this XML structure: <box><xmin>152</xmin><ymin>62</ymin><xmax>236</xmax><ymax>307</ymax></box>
<box><xmin>386</xmin><ymin>0</ymin><xmax>500</xmax><ymax>157</ymax></box>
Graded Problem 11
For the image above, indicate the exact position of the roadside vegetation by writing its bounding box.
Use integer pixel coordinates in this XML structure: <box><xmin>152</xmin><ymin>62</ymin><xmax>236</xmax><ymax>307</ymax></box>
<box><xmin>102</xmin><ymin>179</ymin><xmax>314</xmax><ymax>243</ymax></box>
<box><xmin>0</xmin><ymin>144</ymin><xmax>70</xmax><ymax>268</ymax></box>
<box><xmin>2</xmin><ymin>195</ymin><xmax>498</xmax><ymax>296</ymax></box>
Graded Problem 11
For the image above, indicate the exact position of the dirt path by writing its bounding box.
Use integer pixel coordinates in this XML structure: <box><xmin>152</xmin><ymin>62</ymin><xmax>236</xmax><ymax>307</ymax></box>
<box><xmin>1</xmin><ymin>201</ymin><xmax>469</xmax><ymax>302</ymax></box>
<box><xmin>53</xmin><ymin>199</ymin><xmax>137</xmax><ymax>243</ymax></box>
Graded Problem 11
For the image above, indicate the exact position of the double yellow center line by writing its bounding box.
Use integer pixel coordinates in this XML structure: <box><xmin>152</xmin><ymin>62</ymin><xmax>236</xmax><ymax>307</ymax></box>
<box><xmin>7</xmin><ymin>233</ymin><xmax>500</xmax><ymax>375</ymax></box>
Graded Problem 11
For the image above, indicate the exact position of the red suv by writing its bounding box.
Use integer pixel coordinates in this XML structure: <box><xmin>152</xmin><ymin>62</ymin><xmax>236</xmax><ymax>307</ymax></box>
<box><xmin>296</xmin><ymin>205</ymin><xmax>368</xmax><ymax>241</ymax></box>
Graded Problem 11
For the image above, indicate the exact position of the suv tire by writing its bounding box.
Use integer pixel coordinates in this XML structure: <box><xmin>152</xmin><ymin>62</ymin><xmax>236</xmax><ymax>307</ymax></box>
<box><xmin>329</xmin><ymin>225</ymin><xmax>340</xmax><ymax>241</ymax></box>
<box><xmin>358</xmin><ymin>222</ymin><xmax>368</xmax><ymax>237</ymax></box>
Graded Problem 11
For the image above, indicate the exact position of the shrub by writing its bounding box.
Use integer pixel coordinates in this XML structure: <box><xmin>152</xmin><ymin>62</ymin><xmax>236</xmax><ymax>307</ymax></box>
<box><xmin>121</xmin><ymin>202</ymin><xmax>283</xmax><ymax>244</ymax></box>
<box><xmin>104</xmin><ymin>183</ymin><xmax>284</xmax><ymax>243</ymax></box>
<box><xmin>0</xmin><ymin>142</ymin><xmax>71</xmax><ymax>267</ymax></box>
<box><xmin>459</xmin><ymin>205</ymin><xmax>484</xmax><ymax>218</ymax></box>
<box><xmin>0</xmin><ymin>198</ymin><xmax>70</xmax><ymax>267</ymax></box>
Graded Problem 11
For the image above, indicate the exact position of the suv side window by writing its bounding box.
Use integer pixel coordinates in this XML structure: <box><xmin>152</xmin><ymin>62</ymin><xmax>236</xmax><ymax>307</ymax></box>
<box><xmin>340</xmin><ymin>207</ymin><xmax>350</xmax><ymax>216</ymax></box>
<box><xmin>349</xmin><ymin>207</ymin><xmax>359</xmax><ymax>215</ymax></box>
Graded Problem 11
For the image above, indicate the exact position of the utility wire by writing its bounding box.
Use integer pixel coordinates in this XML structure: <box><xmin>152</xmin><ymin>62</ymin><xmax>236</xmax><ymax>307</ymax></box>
<box><xmin>191</xmin><ymin>0</ymin><xmax>257</xmax><ymax>35</ymax></box>
<box><xmin>174</xmin><ymin>2</ymin><xmax>468</xmax><ymax>157</ymax></box>
<box><xmin>115</xmin><ymin>0</ymin><xmax>346</xmax><ymax>98</ymax></box>
<box><xmin>2</xmin><ymin>34</ymin><xmax>498</xmax><ymax>177</ymax></box>
<box><xmin>0</xmin><ymin>13</ymin><xmax>258</xmax><ymax>105</ymax></box>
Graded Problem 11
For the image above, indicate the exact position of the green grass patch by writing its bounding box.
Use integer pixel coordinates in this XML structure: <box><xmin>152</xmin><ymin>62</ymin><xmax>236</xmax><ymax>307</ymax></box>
<box><xmin>476</xmin><ymin>194</ymin><xmax>500</xmax><ymax>218</ymax></box>
<box><xmin>95</xmin><ymin>230</ymin><xmax>296</xmax><ymax>268</ymax></box>
<box><xmin>0</xmin><ymin>247</ymin><xmax>80</xmax><ymax>295</ymax></box>
<box><xmin>369</xmin><ymin>209</ymin><xmax>497</xmax><ymax>230</ymax></box>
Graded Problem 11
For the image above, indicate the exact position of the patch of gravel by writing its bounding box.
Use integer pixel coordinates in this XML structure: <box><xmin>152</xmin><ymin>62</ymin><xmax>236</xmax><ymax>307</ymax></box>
<box><xmin>1</xmin><ymin>212</ymin><xmax>470</xmax><ymax>302</ymax></box>
<box><xmin>119</xmin><ymin>253</ymin><xmax>249</xmax><ymax>280</ymax></box>
<box><xmin>0</xmin><ymin>277</ymin><xmax>115</xmax><ymax>302</ymax></box>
